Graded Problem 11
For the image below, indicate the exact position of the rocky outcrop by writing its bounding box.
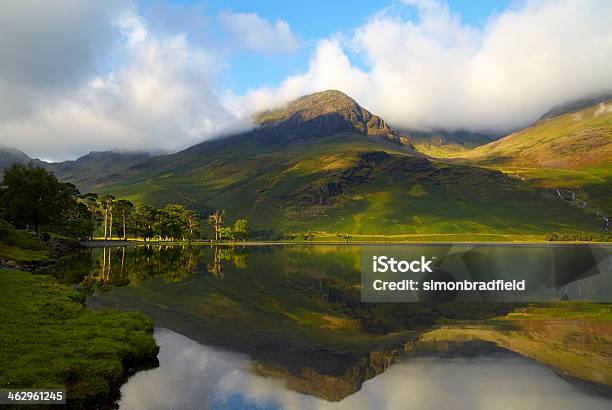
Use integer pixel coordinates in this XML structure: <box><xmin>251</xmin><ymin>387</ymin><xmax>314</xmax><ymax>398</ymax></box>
<box><xmin>298</xmin><ymin>151</ymin><xmax>433</xmax><ymax>205</ymax></box>
<box><xmin>254</xmin><ymin>90</ymin><xmax>414</xmax><ymax>147</ymax></box>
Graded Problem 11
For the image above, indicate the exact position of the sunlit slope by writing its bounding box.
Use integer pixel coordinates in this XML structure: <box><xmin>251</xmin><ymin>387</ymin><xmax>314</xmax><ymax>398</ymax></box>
<box><xmin>100</xmin><ymin>133</ymin><xmax>601</xmax><ymax>235</ymax></box>
<box><xmin>463</xmin><ymin>100</ymin><xmax>612</xmax><ymax>169</ymax></box>
<box><xmin>455</xmin><ymin>100</ymin><xmax>612</xmax><ymax>214</ymax></box>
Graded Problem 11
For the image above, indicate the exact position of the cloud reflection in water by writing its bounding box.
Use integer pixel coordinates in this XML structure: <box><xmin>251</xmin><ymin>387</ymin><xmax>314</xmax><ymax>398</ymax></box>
<box><xmin>119</xmin><ymin>328</ymin><xmax>611</xmax><ymax>410</ymax></box>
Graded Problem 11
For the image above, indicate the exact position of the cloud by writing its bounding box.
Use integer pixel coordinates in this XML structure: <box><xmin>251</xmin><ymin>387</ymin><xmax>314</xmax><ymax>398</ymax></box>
<box><xmin>242</xmin><ymin>0</ymin><xmax>612</xmax><ymax>133</ymax></box>
<box><xmin>227</xmin><ymin>38</ymin><xmax>369</xmax><ymax>117</ymax></box>
<box><xmin>0</xmin><ymin>1</ymin><xmax>252</xmax><ymax>161</ymax></box>
<box><xmin>120</xmin><ymin>328</ymin><xmax>609</xmax><ymax>410</ymax></box>
<box><xmin>219</xmin><ymin>12</ymin><xmax>299</xmax><ymax>54</ymax></box>
<box><xmin>1</xmin><ymin>0</ymin><xmax>611</xmax><ymax>160</ymax></box>
<box><xmin>0</xmin><ymin>0</ymin><xmax>124</xmax><ymax>121</ymax></box>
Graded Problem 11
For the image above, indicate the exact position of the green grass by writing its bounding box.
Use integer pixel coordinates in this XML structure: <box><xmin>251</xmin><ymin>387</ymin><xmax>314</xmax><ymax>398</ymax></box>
<box><xmin>0</xmin><ymin>269</ymin><xmax>158</xmax><ymax>407</ymax></box>
<box><xmin>0</xmin><ymin>219</ymin><xmax>51</xmax><ymax>261</ymax></box>
<box><xmin>412</xmin><ymin>141</ymin><xmax>471</xmax><ymax>157</ymax></box>
<box><xmin>282</xmin><ymin>233</ymin><xmax>577</xmax><ymax>242</ymax></box>
<box><xmin>0</xmin><ymin>243</ymin><xmax>50</xmax><ymax>262</ymax></box>
<box><xmin>489</xmin><ymin>164</ymin><xmax>612</xmax><ymax>215</ymax></box>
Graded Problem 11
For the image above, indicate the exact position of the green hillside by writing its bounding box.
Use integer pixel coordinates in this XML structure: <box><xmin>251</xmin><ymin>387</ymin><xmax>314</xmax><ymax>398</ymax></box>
<box><xmin>454</xmin><ymin>98</ymin><xmax>612</xmax><ymax>214</ymax></box>
<box><xmin>70</xmin><ymin>91</ymin><xmax>603</xmax><ymax>237</ymax></box>
<box><xmin>48</xmin><ymin>151</ymin><xmax>151</xmax><ymax>191</ymax></box>
<box><xmin>463</xmin><ymin>99</ymin><xmax>612</xmax><ymax>168</ymax></box>
<box><xmin>403</xmin><ymin>130</ymin><xmax>498</xmax><ymax>157</ymax></box>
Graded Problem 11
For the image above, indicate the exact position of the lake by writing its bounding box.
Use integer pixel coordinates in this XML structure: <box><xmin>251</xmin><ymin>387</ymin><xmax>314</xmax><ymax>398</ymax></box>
<box><xmin>43</xmin><ymin>244</ymin><xmax>612</xmax><ymax>409</ymax></box>
<box><xmin>119</xmin><ymin>328</ymin><xmax>610</xmax><ymax>410</ymax></box>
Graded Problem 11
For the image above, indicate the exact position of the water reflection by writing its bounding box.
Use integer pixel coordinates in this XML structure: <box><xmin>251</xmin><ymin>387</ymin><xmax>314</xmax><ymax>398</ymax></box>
<box><xmin>119</xmin><ymin>328</ymin><xmax>611</xmax><ymax>410</ymax></box>
<box><xmin>44</xmin><ymin>244</ymin><xmax>612</xmax><ymax>402</ymax></box>
<box><xmin>44</xmin><ymin>245</ymin><xmax>253</xmax><ymax>290</ymax></box>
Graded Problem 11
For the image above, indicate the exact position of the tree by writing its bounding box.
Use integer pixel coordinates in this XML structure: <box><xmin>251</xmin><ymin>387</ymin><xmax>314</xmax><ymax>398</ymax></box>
<box><xmin>220</xmin><ymin>226</ymin><xmax>234</xmax><ymax>241</ymax></box>
<box><xmin>0</xmin><ymin>163</ymin><xmax>76</xmax><ymax>236</ymax></box>
<box><xmin>185</xmin><ymin>210</ymin><xmax>201</xmax><ymax>244</ymax></box>
<box><xmin>161</xmin><ymin>204</ymin><xmax>189</xmax><ymax>240</ymax></box>
<box><xmin>115</xmin><ymin>199</ymin><xmax>133</xmax><ymax>240</ymax></box>
<box><xmin>208</xmin><ymin>209</ymin><xmax>225</xmax><ymax>242</ymax></box>
<box><xmin>232</xmin><ymin>219</ymin><xmax>250</xmax><ymax>241</ymax></box>
<box><xmin>63</xmin><ymin>197</ymin><xmax>94</xmax><ymax>239</ymax></box>
<box><xmin>81</xmin><ymin>193</ymin><xmax>99</xmax><ymax>239</ymax></box>
<box><xmin>129</xmin><ymin>202</ymin><xmax>156</xmax><ymax>241</ymax></box>
<box><xmin>99</xmin><ymin>195</ymin><xmax>115</xmax><ymax>239</ymax></box>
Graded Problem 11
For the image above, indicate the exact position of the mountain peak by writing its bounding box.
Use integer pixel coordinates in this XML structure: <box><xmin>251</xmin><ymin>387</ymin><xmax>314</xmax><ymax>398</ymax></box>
<box><xmin>254</xmin><ymin>90</ymin><xmax>411</xmax><ymax>146</ymax></box>
<box><xmin>286</xmin><ymin>89</ymin><xmax>359</xmax><ymax>114</ymax></box>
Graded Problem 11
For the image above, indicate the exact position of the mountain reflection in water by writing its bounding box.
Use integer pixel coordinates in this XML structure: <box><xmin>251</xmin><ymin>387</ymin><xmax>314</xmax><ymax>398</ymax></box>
<box><xmin>43</xmin><ymin>244</ymin><xmax>612</xmax><ymax>405</ymax></box>
<box><xmin>119</xmin><ymin>328</ymin><xmax>610</xmax><ymax>410</ymax></box>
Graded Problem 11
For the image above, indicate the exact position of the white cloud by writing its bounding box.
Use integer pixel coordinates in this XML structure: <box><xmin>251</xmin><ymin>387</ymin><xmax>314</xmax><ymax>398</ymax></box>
<box><xmin>219</xmin><ymin>12</ymin><xmax>299</xmax><ymax>54</ymax></box>
<box><xmin>227</xmin><ymin>38</ymin><xmax>369</xmax><ymax>117</ymax></box>
<box><xmin>1</xmin><ymin>0</ymin><xmax>611</xmax><ymax>160</ymax></box>
<box><xmin>242</xmin><ymin>0</ymin><xmax>612</xmax><ymax>133</ymax></box>
<box><xmin>0</xmin><ymin>1</ymin><xmax>253</xmax><ymax>161</ymax></box>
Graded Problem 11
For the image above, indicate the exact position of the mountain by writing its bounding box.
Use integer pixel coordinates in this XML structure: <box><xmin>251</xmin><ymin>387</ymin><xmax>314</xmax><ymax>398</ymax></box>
<box><xmin>462</xmin><ymin>96</ymin><xmax>612</xmax><ymax>169</ymax></box>
<box><xmin>48</xmin><ymin>151</ymin><xmax>151</xmax><ymax>192</ymax></box>
<box><xmin>454</xmin><ymin>98</ymin><xmax>612</xmax><ymax>214</ymax></box>
<box><xmin>72</xmin><ymin>90</ymin><xmax>602</xmax><ymax>236</ymax></box>
<box><xmin>537</xmin><ymin>93</ymin><xmax>612</xmax><ymax>122</ymax></box>
<box><xmin>254</xmin><ymin>90</ymin><xmax>411</xmax><ymax>146</ymax></box>
<box><xmin>0</xmin><ymin>146</ymin><xmax>150</xmax><ymax>194</ymax></box>
<box><xmin>0</xmin><ymin>146</ymin><xmax>44</xmax><ymax>173</ymax></box>
<box><xmin>398</xmin><ymin>129</ymin><xmax>499</xmax><ymax>157</ymax></box>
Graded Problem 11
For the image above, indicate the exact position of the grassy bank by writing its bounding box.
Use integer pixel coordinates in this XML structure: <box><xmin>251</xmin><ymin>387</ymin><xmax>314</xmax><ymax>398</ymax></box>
<box><xmin>0</xmin><ymin>219</ymin><xmax>51</xmax><ymax>262</ymax></box>
<box><xmin>279</xmin><ymin>232</ymin><xmax>611</xmax><ymax>243</ymax></box>
<box><xmin>0</xmin><ymin>269</ymin><xmax>159</xmax><ymax>407</ymax></box>
<box><xmin>80</xmin><ymin>232</ymin><xmax>612</xmax><ymax>247</ymax></box>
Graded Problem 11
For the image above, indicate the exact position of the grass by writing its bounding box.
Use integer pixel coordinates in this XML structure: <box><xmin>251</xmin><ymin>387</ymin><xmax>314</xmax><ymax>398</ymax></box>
<box><xmin>489</xmin><ymin>164</ymin><xmax>612</xmax><ymax>215</ymax></box>
<box><xmin>0</xmin><ymin>243</ymin><xmax>50</xmax><ymax>262</ymax></box>
<box><xmin>0</xmin><ymin>219</ymin><xmax>51</xmax><ymax>262</ymax></box>
<box><xmin>281</xmin><ymin>233</ymin><xmax>604</xmax><ymax>242</ymax></box>
<box><xmin>0</xmin><ymin>269</ymin><xmax>159</xmax><ymax>407</ymax></box>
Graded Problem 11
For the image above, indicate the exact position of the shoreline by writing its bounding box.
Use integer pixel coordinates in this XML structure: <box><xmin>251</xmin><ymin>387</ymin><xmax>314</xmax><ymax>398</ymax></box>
<box><xmin>79</xmin><ymin>239</ymin><xmax>612</xmax><ymax>247</ymax></box>
<box><xmin>0</xmin><ymin>268</ymin><xmax>159</xmax><ymax>408</ymax></box>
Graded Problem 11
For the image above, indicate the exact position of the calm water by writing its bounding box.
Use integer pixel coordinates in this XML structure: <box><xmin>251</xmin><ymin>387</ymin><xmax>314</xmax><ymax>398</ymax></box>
<box><xmin>119</xmin><ymin>328</ymin><xmax>611</xmax><ymax>410</ymax></box>
<box><xmin>44</xmin><ymin>244</ymin><xmax>612</xmax><ymax>409</ymax></box>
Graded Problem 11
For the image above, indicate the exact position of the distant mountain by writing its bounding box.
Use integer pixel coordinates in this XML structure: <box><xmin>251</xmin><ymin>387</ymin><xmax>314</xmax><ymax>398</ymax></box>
<box><xmin>0</xmin><ymin>146</ymin><xmax>151</xmax><ymax>193</ymax></box>
<box><xmin>48</xmin><ymin>151</ymin><xmax>151</xmax><ymax>193</ymax></box>
<box><xmin>537</xmin><ymin>93</ymin><xmax>612</xmax><ymax>122</ymax></box>
<box><xmin>462</xmin><ymin>97</ymin><xmax>612</xmax><ymax>169</ymax></box>
<box><xmin>455</xmin><ymin>97</ymin><xmax>612</xmax><ymax>215</ymax></box>
<box><xmin>0</xmin><ymin>146</ymin><xmax>44</xmax><ymax>173</ymax></box>
<box><xmin>71</xmin><ymin>90</ymin><xmax>601</xmax><ymax>235</ymax></box>
<box><xmin>398</xmin><ymin>129</ymin><xmax>499</xmax><ymax>157</ymax></box>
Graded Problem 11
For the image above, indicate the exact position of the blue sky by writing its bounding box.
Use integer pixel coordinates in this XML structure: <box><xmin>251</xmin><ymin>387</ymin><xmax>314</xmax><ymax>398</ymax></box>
<box><xmin>152</xmin><ymin>0</ymin><xmax>512</xmax><ymax>93</ymax></box>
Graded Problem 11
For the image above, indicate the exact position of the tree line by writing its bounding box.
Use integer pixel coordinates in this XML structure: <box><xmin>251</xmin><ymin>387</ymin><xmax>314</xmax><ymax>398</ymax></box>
<box><xmin>0</xmin><ymin>163</ymin><xmax>249</xmax><ymax>242</ymax></box>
